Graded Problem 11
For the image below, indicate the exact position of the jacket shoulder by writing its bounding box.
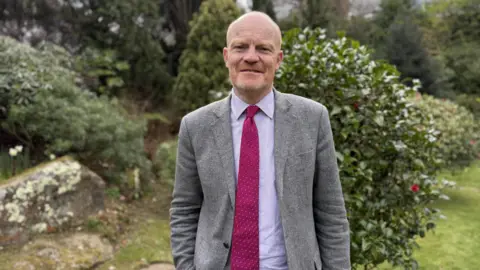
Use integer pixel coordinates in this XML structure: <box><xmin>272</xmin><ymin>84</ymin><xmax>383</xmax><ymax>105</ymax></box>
<box><xmin>280</xmin><ymin>92</ymin><xmax>328</xmax><ymax>115</ymax></box>
<box><xmin>181</xmin><ymin>97</ymin><xmax>227</xmax><ymax>129</ymax></box>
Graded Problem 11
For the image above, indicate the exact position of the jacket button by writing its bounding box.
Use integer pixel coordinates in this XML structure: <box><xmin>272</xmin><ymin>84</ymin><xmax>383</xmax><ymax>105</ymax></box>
<box><xmin>223</xmin><ymin>242</ymin><xmax>230</xmax><ymax>248</ymax></box>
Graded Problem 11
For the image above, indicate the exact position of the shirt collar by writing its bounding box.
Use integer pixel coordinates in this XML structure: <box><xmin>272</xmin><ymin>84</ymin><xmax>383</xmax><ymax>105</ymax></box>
<box><xmin>231</xmin><ymin>88</ymin><xmax>274</xmax><ymax>120</ymax></box>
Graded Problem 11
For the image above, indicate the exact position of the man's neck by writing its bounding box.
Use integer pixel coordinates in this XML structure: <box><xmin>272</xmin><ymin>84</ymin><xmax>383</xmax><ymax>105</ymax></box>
<box><xmin>233</xmin><ymin>87</ymin><xmax>273</xmax><ymax>105</ymax></box>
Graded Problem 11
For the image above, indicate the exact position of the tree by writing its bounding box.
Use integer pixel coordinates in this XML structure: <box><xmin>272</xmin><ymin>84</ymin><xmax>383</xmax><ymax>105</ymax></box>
<box><xmin>68</xmin><ymin>0</ymin><xmax>172</xmax><ymax>105</ymax></box>
<box><xmin>383</xmin><ymin>13</ymin><xmax>447</xmax><ymax>96</ymax></box>
<box><xmin>161</xmin><ymin>0</ymin><xmax>204</xmax><ymax>76</ymax></box>
<box><xmin>278</xmin><ymin>0</ymin><xmax>345</xmax><ymax>36</ymax></box>
<box><xmin>302</xmin><ymin>0</ymin><xmax>334</xmax><ymax>27</ymax></box>
<box><xmin>172</xmin><ymin>0</ymin><xmax>242</xmax><ymax>114</ymax></box>
<box><xmin>252</xmin><ymin>0</ymin><xmax>277</xmax><ymax>21</ymax></box>
<box><xmin>0</xmin><ymin>0</ymin><xmax>173</xmax><ymax>107</ymax></box>
<box><xmin>368</xmin><ymin>0</ymin><xmax>415</xmax><ymax>57</ymax></box>
<box><xmin>426</xmin><ymin>0</ymin><xmax>480</xmax><ymax>95</ymax></box>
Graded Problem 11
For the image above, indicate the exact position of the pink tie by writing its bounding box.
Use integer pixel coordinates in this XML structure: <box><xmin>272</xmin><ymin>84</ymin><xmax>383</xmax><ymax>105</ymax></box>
<box><xmin>231</xmin><ymin>105</ymin><xmax>260</xmax><ymax>270</ymax></box>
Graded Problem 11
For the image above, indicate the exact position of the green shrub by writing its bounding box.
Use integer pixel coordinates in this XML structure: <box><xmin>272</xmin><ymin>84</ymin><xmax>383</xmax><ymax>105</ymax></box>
<box><xmin>0</xmin><ymin>36</ymin><xmax>150</xmax><ymax>183</ymax></box>
<box><xmin>413</xmin><ymin>94</ymin><xmax>480</xmax><ymax>168</ymax></box>
<box><xmin>74</xmin><ymin>47</ymin><xmax>130</xmax><ymax>97</ymax></box>
<box><xmin>154</xmin><ymin>139</ymin><xmax>178</xmax><ymax>189</ymax></box>
<box><xmin>455</xmin><ymin>93</ymin><xmax>480</xmax><ymax>118</ymax></box>
<box><xmin>0</xmin><ymin>36</ymin><xmax>77</xmax><ymax>115</ymax></box>
<box><xmin>172</xmin><ymin>0</ymin><xmax>242</xmax><ymax>114</ymax></box>
<box><xmin>5</xmin><ymin>78</ymin><xmax>149</xmax><ymax>181</ymax></box>
<box><xmin>276</xmin><ymin>27</ymin><xmax>452</xmax><ymax>269</ymax></box>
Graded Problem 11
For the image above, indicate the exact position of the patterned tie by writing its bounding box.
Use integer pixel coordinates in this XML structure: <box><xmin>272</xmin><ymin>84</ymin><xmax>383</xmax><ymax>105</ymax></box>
<box><xmin>231</xmin><ymin>105</ymin><xmax>261</xmax><ymax>270</ymax></box>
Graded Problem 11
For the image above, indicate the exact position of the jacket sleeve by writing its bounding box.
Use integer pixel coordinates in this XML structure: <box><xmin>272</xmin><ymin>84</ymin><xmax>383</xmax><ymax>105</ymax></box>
<box><xmin>170</xmin><ymin>116</ymin><xmax>203</xmax><ymax>270</ymax></box>
<box><xmin>313</xmin><ymin>105</ymin><xmax>351</xmax><ymax>270</ymax></box>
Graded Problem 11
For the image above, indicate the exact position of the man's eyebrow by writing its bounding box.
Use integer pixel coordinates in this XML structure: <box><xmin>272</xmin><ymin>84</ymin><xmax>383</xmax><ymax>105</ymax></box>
<box><xmin>258</xmin><ymin>44</ymin><xmax>274</xmax><ymax>50</ymax></box>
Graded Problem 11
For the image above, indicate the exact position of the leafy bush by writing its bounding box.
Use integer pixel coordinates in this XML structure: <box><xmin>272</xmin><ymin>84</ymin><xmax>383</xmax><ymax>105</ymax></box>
<box><xmin>413</xmin><ymin>94</ymin><xmax>480</xmax><ymax>168</ymax></box>
<box><xmin>455</xmin><ymin>93</ymin><xmax>480</xmax><ymax>118</ymax></box>
<box><xmin>154</xmin><ymin>139</ymin><xmax>178</xmax><ymax>189</ymax></box>
<box><xmin>0</xmin><ymin>36</ymin><xmax>150</xmax><ymax>183</ymax></box>
<box><xmin>5</xmin><ymin>78</ymin><xmax>150</xmax><ymax>181</ymax></box>
<box><xmin>276</xmin><ymin>27</ymin><xmax>452</xmax><ymax>269</ymax></box>
<box><xmin>74</xmin><ymin>47</ymin><xmax>130</xmax><ymax>97</ymax></box>
<box><xmin>0</xmin><ymin>36</ymin><xmax>77</xmax><ymax>116</ymax></box>
<box><xmin>172</xmin><ymin>0</ymin><xmax>242</xmax><ymax>114</ymax></box>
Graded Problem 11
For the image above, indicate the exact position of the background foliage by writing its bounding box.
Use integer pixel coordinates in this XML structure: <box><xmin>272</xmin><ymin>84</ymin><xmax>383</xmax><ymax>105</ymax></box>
<box><xmin>172</xmin><ymin>0</ymin><xmax>242</xmax><ymax>114</ymax></box>
<box><xmin>0</xmin><ymin>35</ymin><xmax>150</xmax><ymax>183</ymax></box>
<box><xmin>276</xmin><ymin>27</ymin><xmax>452</xmax><ymax>268</ymax></box>
<box><xmin>0</xmin><ymin>0</ymin><xmax>479</xmax><ymax>268</ymax></box>
<box><xmin>413</xmin><ymin>94</ymin><xmax>480</xmax><ymax>168</ymax></box>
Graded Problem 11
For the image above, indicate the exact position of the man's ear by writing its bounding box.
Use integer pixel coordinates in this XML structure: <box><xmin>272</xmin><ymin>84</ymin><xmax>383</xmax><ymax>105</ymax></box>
<box><xmin>275</xmin><ymin>50</ymin><xmax>284</xmax><ymax>70</ymax></box>
<box><xmin>223</xmin><ymin>47</ymin><xmax>229</xmax><ymax>67</ymax></box>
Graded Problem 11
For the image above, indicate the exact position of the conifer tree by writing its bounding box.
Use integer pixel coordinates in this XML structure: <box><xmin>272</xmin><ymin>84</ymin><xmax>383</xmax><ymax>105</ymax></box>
<box><xmin>173</xmin><ymin>0</ymin><xmax>242</xmax><ymax>113</ymax></box>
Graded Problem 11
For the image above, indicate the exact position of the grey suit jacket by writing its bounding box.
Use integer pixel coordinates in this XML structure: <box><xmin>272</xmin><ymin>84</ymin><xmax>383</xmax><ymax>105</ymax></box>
<box><xmin>169</xmin><ymin>90</ymin><xmax>351</xmax><ymax>270</ymax></box>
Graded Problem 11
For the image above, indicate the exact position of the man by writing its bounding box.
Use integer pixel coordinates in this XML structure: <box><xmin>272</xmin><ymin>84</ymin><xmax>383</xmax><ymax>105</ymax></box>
<box><xmin>170</xmin><ymin>11</ymin><xmax>350</xmax><ymax>270</ymax></box>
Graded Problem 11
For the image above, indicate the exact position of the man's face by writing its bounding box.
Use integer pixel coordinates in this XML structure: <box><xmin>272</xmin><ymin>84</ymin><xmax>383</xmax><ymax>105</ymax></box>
<box><xmin>223</xmin><ymin>19</ymin><xmax>283</xmax><ymax>95</ymax></box>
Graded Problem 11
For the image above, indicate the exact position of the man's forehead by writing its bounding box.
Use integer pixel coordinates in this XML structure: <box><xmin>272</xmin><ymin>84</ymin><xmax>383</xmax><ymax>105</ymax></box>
<box><xmin>230</xmin><ymin>27</ymin><xmax>276</xmax><ymax>40</ymax></box>
<box><xmin>227</xmin><ymin>24</ymin><xmax>280</xmax><ymax>48</ymax></box>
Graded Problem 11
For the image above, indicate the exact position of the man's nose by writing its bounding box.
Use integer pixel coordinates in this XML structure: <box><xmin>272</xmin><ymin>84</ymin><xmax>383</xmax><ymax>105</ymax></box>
<box><xmin>243</xmin><ymin>47</ymin><xmax>259</xmax><ymax>63</ymax></box>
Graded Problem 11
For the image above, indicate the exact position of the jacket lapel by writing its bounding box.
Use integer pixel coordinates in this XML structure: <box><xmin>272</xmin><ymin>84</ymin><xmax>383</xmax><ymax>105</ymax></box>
<box><xmin>273</xmin><ymin>90</ymin><xmax>296</xmax><ymax>202</ymax></box>
<box><xmin>210</xmin><ymin>90</ymin><xmax>297</xmax><ymax>210</ymax></box>
<box><xmin>211</xmin><ymin>94</ymin><xmax>237</xmax><ymax>209</ymax></box>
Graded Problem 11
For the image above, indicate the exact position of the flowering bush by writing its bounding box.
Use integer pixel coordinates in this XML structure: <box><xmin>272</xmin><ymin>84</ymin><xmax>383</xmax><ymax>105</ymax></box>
<box><xmin>413</xmin><ymin>94</ymin><xmax>480</xmax><ymax>168</ymax></box>
<box><xmin>276</xmin><ymin>28</ymin><xmax>453</xmax><ymax>269</ymax></box>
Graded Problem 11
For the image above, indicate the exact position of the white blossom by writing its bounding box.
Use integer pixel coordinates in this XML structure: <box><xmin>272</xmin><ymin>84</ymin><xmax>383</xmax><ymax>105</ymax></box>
<box><xmin>15</xmin><ymin>145</ymin><xmax>23</xmax><ymax>152</ymax></box>
<box><xmin>9</xmin><ymin>148</ymin><xmax>18</xmax><ymax>157</ymax></box>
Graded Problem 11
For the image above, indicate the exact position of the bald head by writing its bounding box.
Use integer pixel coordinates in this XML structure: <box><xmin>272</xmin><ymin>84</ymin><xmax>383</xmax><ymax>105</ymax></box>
<box><xmin>226</xmin><ymin>11</ymin><xmax>282</xmax><ymax>50</ymax></box>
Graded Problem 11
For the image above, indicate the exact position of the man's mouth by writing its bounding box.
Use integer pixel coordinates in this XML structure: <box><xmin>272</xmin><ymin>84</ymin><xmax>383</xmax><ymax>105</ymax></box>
<box><xmin>240</xmin><ymin>69</ymin><xmax>263</xmax><ymax>73</ymax></box>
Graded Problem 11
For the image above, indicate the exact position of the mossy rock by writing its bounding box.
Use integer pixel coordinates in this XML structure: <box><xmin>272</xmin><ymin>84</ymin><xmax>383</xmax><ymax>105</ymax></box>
<box><xmin>0</xmin><ymin>232</ymin><xmax>113</xmax><ymax>270</ymax></box>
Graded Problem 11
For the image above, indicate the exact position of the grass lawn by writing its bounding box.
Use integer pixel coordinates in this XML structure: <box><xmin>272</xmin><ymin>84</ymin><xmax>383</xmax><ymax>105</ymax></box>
<box><xmin>97</xmin><ymin>218</ymin><xmax>173</xmax><ymax>270</ymax></box>
<box><xmin>380</xmin><ymin>161</ymin><xmax>480</xmax><ymax>269</ymax></box>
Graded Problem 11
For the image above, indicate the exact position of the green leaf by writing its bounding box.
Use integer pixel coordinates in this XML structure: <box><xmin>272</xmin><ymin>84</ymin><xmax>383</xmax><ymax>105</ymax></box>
<box><xmin>107</xmin><ymin>77</ymin><xmax>124</xmax><ymax>88</ymax></box>
<box><xmin>362</xmin><ymin>238</ymin><xmax>371</xmax><ymax>252</ymax></box>
<box><xmin>414</xmin><ymin>159</ymin><xmax>425</xmax><ymax>170</ymax></box>
<box><xmin>335</xmin><ymin>151</ymin><xmax>344</xmax><ymax>162</ymax></box>
<box><xmin>115</xmin><ymin>61</ymin><xmax>130</xmax><ymax>71</ymax></box>
<box><xmin>331</xmin><ymin>106</ymin><xmax>342</xmax><ymax>116</ymax></box>
<box><xmin>386</xmin><ymin>228</ymin><xmax>393</xmax><ymax>238</ymax></box>
<box><xmin>374</xmin><ymin>115</ymin><xmax>384</xmax><ymax>126</ymax></box>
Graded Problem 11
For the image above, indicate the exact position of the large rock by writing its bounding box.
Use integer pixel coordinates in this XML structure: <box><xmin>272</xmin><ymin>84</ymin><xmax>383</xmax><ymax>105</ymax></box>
<box><xmin>1</xmin><ymin>232</ymin><xmax>114</xmax><ymax>270</ymax></box>
<box><xmin>141</xmin><ymin>263</ymin><xmax>175</xmax><ymax>270</ymax></box>
<box><xmin>0</xmin><ymin>156</ymin><xmax>105</xmax><ymax>247</ymax></box>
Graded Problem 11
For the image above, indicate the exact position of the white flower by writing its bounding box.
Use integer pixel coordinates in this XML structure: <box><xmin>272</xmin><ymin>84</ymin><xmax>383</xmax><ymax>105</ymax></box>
<box><xmin>49</xmin><ymin>154</ymin><xmax>56</xmax><ymax>160</ymax></box>
<box><xmin>15</xmin><ymin>145</ymin><xmax>23</xmax><ymax>152</ymax></box>
<box><xmin>109</xmin><ymin>22</ymin><xmax>120</xmax><ymax>34</ymax></box>
<box><xmin>9</xmin><ymin>148</ymin><xmax>18</xmax><ymax>157</ymax></box>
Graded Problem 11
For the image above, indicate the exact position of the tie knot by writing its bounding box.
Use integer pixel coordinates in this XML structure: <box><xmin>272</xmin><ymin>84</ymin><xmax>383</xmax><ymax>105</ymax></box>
<box><xmin>246</xmin><ymin>105</ymin><xmax>260</xmax><ymax>119</ymax></box>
